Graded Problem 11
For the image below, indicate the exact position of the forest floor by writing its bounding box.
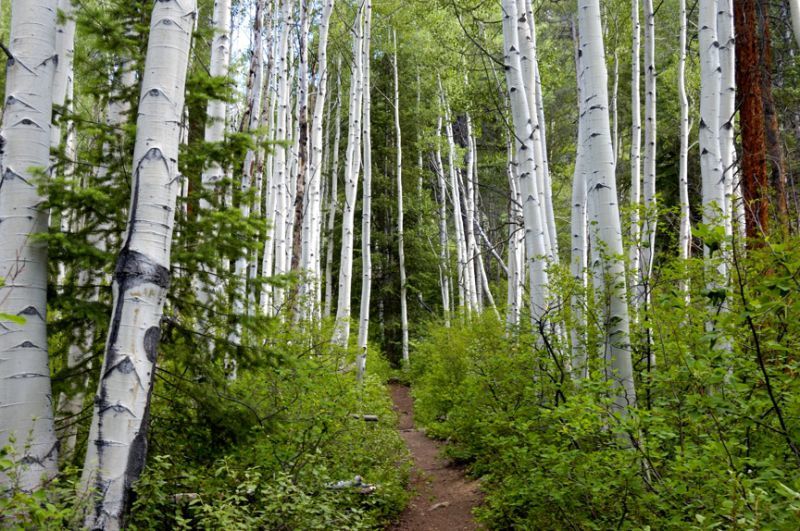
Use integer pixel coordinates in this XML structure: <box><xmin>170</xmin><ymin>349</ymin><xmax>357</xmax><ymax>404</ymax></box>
<box><xmin>388</xmin><ymin>384</ymin><xmax>482</xmax><ymax>531</ymax></box>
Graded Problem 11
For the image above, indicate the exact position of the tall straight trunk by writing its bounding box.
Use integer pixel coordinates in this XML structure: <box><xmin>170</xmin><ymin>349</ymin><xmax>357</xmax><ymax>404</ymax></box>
<box><xmin>333</xmin><ymin>5</ymin><xmax>364</xmax><ymax>346</ymax></box>
<box><xmin>640</xmin><ymin>0</ymin><xmax>657</xmax><ymax>306</ymax></box>
<box><xmin>577</xmin><ymin>0</ymin><xmax>636</xmax><ymax>413</ymax></box>
<box><xmin>678</xmin><ymin>0</ymin><xmax>691</xmax><ymax>266</ymax></box>
<box><xmin>699</xmin><ymin>0</ymin><xmax>728</xmax><ymax>278</ymax></box>
<box><xmin>790</xmin><ymin>0</ymin><xmax>800</xmax><ymax>48</ymax></box>
<box><xmin>291</xmin><ymin>0</ymin><xmax>309</xmax><ymax>273</ymax></box>
<box><xmin>357</xmin><ymin>2</ymin><xmax>373</xmax><ymax>378</ymax></box>
<box><xmin>629</xmin><ymin>0</ymin><xmax>642</xmax><ymax>304</ymax></box>
<box><xmin>393</xmin><ymin>29</ymin><xmax>409</xmax><ymax>363</ymax></box>
<box><xmin>0</xmin><ymin>0</ymin><xmax>59</xmax><ymax>492</ymax></box>
<box><xmin>80</xmin><ymin>1</ymin><xmax>195</xmax><ymax>527</ymax></box>
<box><xmin>264</xmin><ymin>0</ymin><xmax>292</xmax><ymax>315</ymax></box>
<box><xmin>571</xmin><ymin>18</ymin><xmax>588</xmax><ymax>378</ymax></box>
<box><xmin>759</xmin><ymin>1</ymin><xmax>789</xmax><ymax>228</ymax></box>
<box><xmin>435</xmin><ymin>117</ymin><xmax>451</xmax><ymax>327</ymax></box>
<box><xmin>303</xmin><ymin>0</ymin><xmax>335</xmax><ymax>314</ymax></box>
<box><xmin>516</xmin><ymin>0</ymin><xmax>552</xmax><ymax>261</ymax></box>
<box><xmin>501</xmin><ymin>0</ymin><xmax>550</xmax><ymax>324</ymax></box>
<box><xmin>734</xmin><ymin>0</ymin><xmax>768</xmax><ymax>238</ymax></box>
<box><xmin>464</xmin><ymin>112</ymin><xmax>479</xmax><ymax>313</ymax></box>
<box><xmin>323</xmin><ymin>60</ymin><xmax>342</xmax><ymax>319</ymax></box>
<box><xmin>506</xmin><ymin>140</ymin><xmax>523</xmax><ymax>329</ymax></box>
<box><xmin>718</xmin><ymin>0</ymin><xmax>736</xmax><ymax>243</ymax></box>
<box><xmin>233</xmin><ymin>0</ymin><xmax>264</xmax><ymax>328</ymax></box>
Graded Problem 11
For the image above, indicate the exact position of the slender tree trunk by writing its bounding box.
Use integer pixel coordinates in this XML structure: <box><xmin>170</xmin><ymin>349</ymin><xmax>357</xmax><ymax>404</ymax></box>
<box><xmin>435</xmin><ymin>116</ymin><xmax>451</xmax><ymax>327</ymax></box>
<box><xmin>357</xmin><ymin>1</ymin><xmax>373</xmax><ymax>378</ymax></box>
<box><xmin>501</xmin><ymin>0</ymin><xmax>550</xmax><ymax>325</ymax></box>
<box><xmin>640</xmin><ymin>0</ymin><xmax>657</xmax><ymax>310</ymax></box>
<box><xmin>734</xmin><ymin>0</ymin><xmax>768</xmax><ymax>238</ymax></box>
<box><xmin>577</xmin><ymin>0</ymin><xmax>636</xmax><ymax>414</ymax></box>
<box><xmin>392</xmin><ymin>29</ymin><xmax>409</xmax><ymax>364</ymax></box>
<box><xmin>678</xmin><ymin>0</ymin><xmax>691</xmax><ymax>270</ymax></box>
<box><xmin>629</xmin><ymin>0</ymin><xmax>642</xmax><ymax>308</ymax></box>
<box><xmin>333</xmin><ymin>5</ymin><xmax>364</xmax><ymax>346</ymax></box>
<box><xmin>506</xmin><ymin>140</ymin><xmax>523</xmax><ymax>329</ymax></box>
<box><xmin>323</xmin><ymin>60</ymin><xmax>342</xmax><ymax>319</ymax></box>
<box><xmin>291</xmin><ymin>0</ymin><xmax>309</xmax><ymax>274</ymax></box>
<box><xmin>718</xmin><ymin>0</ymin><xmax>736</xmax><ymax>243</ymax></box>
<box><xmin>0</xmin><ymin>0</ymin><xmax>59</xmax><ymax>492</ymax></box>
<box><xmin>303</xmin><ymin>0</ymin><xmax>335</xmax><ymax>316</ymax></box>
<box><xmin>80</xmin><ymin>2</ymin><xmax>195</xmax><ymax>528</ymax></box>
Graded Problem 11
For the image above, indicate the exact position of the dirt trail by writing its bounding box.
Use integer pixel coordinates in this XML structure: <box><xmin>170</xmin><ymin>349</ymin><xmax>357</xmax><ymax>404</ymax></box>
<box><xmin>388</xmin><ymin>384</ymin><xmax>481</xmax><ymax>531</ymax></box>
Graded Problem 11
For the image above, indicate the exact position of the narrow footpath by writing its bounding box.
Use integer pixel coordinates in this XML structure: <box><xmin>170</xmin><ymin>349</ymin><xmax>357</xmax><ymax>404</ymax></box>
<box><xmin>388</xmin><ymin>384</ymin><xmax>481</xmax><ymax>531</ymax></box>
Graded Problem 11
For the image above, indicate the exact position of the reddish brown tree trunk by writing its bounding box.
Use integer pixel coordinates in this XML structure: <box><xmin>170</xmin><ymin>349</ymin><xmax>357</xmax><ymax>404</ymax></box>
<box><xmin>735</xmin><ymin>0</ymin><xmax>769</xmax><ymax>239</ymax></box>
<box><xmin>759</xmin><ymin>0</ymin><xmax>790</xmax><ymax>231</ymax></box>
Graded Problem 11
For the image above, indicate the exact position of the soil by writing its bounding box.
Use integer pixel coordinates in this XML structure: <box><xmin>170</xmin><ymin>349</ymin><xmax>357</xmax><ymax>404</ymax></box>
<box><xmin>388</xmin><ymin>384</ymin><xmax>482</xmax><ymax>531</ymax></box>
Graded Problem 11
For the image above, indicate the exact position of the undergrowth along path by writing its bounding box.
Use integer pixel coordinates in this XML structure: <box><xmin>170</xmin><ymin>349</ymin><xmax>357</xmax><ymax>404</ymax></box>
<box><xmin>388</xmin><ymin>384</ymin><xmax>482</xmax><ymax>530</ymax></box>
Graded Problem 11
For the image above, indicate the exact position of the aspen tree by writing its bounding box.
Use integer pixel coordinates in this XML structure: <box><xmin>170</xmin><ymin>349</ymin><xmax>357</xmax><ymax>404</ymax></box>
<box><xmin>577</xmin><ymin>0</ymin><xmax>636</xmax><ymax>412</ymax></box>
<box><xmin>357</xmin><ymin>1</ymin><xmax>373</xmax><ymax>377</ymax></box>
<box><xmin>717</xmin><ymin>0</ymin><xmax>735</xmax><ymax>242</ymax></box>
<box><xmin>333</xmin><ymin>4</ymin><xmax>364</xmax><ymax>346</ymax></box>
<box><xmin>640</xmin><ymin>0</ymin><xmax>657</xmax><ymax>310</ymax></box>
<box><xmin>0</xmin><ymin>0</ymin><xmax>59</xmax><ymax>493</ymax></box>
<box><xmin>434</xmin><ymin>116</ymin><xmax>451</xmax><ymax>327</ymax></box>
<box><xmin>678</xmin><ymin>0</ymin><xmax>691</xmax><ymax>272</ymax></box>
<box><xmin>393</xmin><ymin>29</ymin><xmax>409</xmax><ymax>363</ymax></box>
<box><xmin>629</xmin><ymin>0</ymin><xmax>642</xmax><ymax>305</ymax></box>
<box><xmin>501</xmin><ymin>0</ymin><xmax>550</xmax><ymax>324</ymax></box>
<box><xmin>291</xmin><ymin>0</ymin><xmax>309</xmax><ymax>277</ymax></box>
<box><xmin>80</xmin><ymin>2</ymin><xmax>195</xmax><ymax>527</ymax></box>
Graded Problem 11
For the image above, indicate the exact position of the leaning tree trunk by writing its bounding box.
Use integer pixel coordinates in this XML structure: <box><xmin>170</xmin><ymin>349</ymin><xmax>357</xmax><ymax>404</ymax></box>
<box><xmin>577</xmin><ymin>0</ymin><xmax>636</xmax><ymax>414</ymax></box>
<box><xmin>357</xmin><ymin>1</ymin><xmax>373</xmax><ymax>378</ymax></box>
<box><xmin>80</xmin><ymin>2</ymin><xmax>195</xmax><ymax>528</ymax></box>
<box><xmin>0</xmin><ymin>0</ymin><xmax>59</xmax><ymax>493</ymax></box>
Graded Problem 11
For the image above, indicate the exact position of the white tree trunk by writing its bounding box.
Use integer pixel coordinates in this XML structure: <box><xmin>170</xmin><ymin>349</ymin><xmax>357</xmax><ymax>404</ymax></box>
<box><xmin>678</xmin><ymin>0</ymin><xmax>691</xmax><ymax>267</ymax></box>
<box><xmin>0</xmin><ymin>0</ymin><xmax>59</xmax><ymax>493</ymax></box>
<box><xmin>698</xmin><ymin>0</ymin><xmax>726</xmax><ymax>268</ymax></box>
<box><xmin>790</xmin><ymin>0</ymin><xmax>800</xmax><ymax>48</ymax></box>
<box><xmin>506</xmin><ymin>139</ymin><xmax>523</xmax><ymax>329</ymax></box>
<box><xmin>434</xmin><ymin>116</ymin><xmax>451</xmax><ymax>327</ymax></box>
<box><xmin>392</xmin><ymin>29</ymin><xmax>409</xmax><ymax>364</ymax></box>
<box><xmin>302</xmin><ymin>0</ymin><xmax>335</xmax><ymax>317</ymax></box>
<box><xmin>577</xmin><ymin>0</ymin><xmax>636</xmax><ymax>413</ymax></box>
<box><xmin>332</xmin><ymin>5</ymin><xmax>364</xmax><ymax>346</ymax></box>
<box><xmin>357</xmin><ymin>1</ymin><xmax>373</xmax><ymax>378</ymax></box>
<box><xmin>629</xmin><ymin>0</ymin><xmax>642</xmax><ymax>309</ymax></box>
<box><xmin>80</xmin><ymin>2</ymin><xmax>195</xmax><ymax>528</ymax></box>
<box><xmin>717</xmin><ymin>0</ymin><xmax>735</xmax><ymax>242</ymax></box>
<box><xmin>640</xmin><ymin>0</ymin><xmax>657</xmax><ymax>316</ymax></box>
<box><xmin>501</xmin><ymin>0</ymin><xmax>550</xmax><ymax>324</ymax></box>
<box><xmin>464</xmin><ymin>112</ymin><xmax>479</xmax><ymax>313</ymax></box>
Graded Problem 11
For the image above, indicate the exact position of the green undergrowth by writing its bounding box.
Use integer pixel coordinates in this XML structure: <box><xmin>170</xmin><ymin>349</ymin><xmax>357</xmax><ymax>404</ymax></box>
<box><xmin>410</xmin><ymin>244</ymin><xmax>800</xmax><ymax>530</ymax></box>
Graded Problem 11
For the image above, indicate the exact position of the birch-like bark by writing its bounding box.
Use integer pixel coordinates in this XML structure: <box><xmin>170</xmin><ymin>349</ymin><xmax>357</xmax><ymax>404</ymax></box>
<box><xmin>392</xmin><ymin>29</ymin><xmax>409</xmax><ymax>363</ymax></box>
<box><xmin>0</xmin><ymin>0</ymin><xmax>59</xmax><ymax>492</ymax></box>
<box><xmin>302</xmin><ymin>0</ymin><xmax>335</xmax><ymax>315</ymax></box>
<box><xmin>357</xmin><ymin>2</ymin><xmax>373</xmax><ymax>377</ymax></box>
<box><xmin>323</xmin><ymin>61</ymin><xmax>342</xmax><ymax>319</ymax></box>
<box><xmin>291</xmin><ymin>0</ymin><xmax>309</xmax><ymax>277</ymax></box>
<box><xmin>571</xmin><ymin>22</ymin><xmax>588</xmax><ymax>378</ymax></box>
<box><xmin>506</xmin><ymin>140</ymin><xmax>523</xmax><ymax>329</ymax></box>
<box><xmin>789</xmin><ymin>0</ymin><xmax>800</xmax><ymax>48</ymax></box>
<box><xmin>629</xmin><ymin>0</ymin><xmax>642</xmax><ymax>306</ymax></box>
<box><xmin>698</xmin><ymin>0</ymin><xmax>726</xmax><ymax>268</ymax></box>
<box><xmin>434</xmin><ymin>117</ymin><xmax>451</xmax><ymax>327</ymax></box>
<box><xmin>578</xmin><ymin>0</ymin><xmax>636</xmax><ymax>413</ymax></box>
<box><xmin>80</xmin><ymin>2</ymin><xmax>195</xmax><ymax>528</ymax></box>
<box><xmin>678</xmin><ymin>0</ymin><xmax>691</xmax><ymax>275</ymax></box>
<box><xmin>464</xmin><ymin>112</ymin><xmax>479</xmax><ymax>313</ymax></box>
<box><xmin>501</xmin><ymin>0</ymin><xmax>550</xmax><ymax>323</ymax></box>
<box><xmin>197</xmin><ymin>0</ymin><xmax>231</xmax><ymax>322</ymax></box>
<box><xmin>332</xmin><ymin>6</ymin><xmax>364</xmax><ymax>346</ymax></box>
<box><xmin>717</xmin><ymin>0</ymin><xmax>735</xmax><ymax>242</ymax></box>
<box><xmin>640</xmin><ymin>0</ymin><xmax>657</xmax><ymax>313</ymax></box>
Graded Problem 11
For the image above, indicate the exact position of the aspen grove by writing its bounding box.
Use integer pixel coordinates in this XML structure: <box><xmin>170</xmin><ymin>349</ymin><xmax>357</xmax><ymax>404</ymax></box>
<box><xmin>2</xmin><ymin>0</ymin><xmax>800</xmax><ymax>528</ymax></box>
